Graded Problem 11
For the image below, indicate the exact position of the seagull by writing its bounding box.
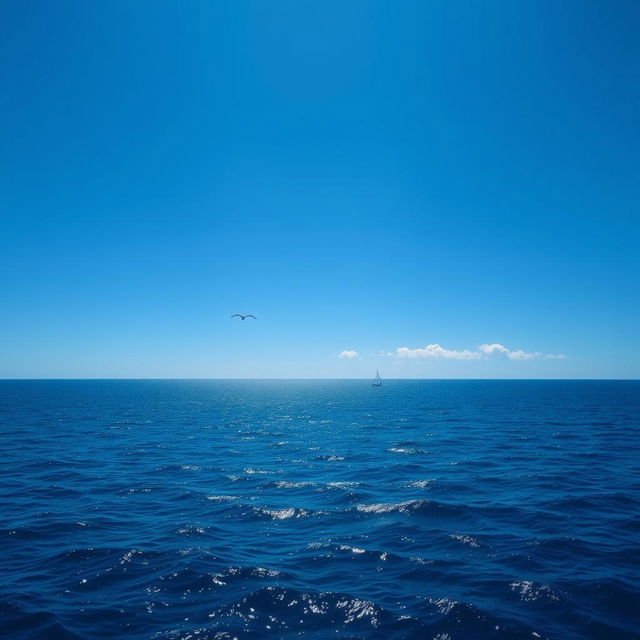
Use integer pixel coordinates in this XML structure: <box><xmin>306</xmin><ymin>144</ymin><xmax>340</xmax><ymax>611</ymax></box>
<box><xmin>231</xmin><ymin>314</ymin><xmax>257</xmax><ymax>320</ymax></box>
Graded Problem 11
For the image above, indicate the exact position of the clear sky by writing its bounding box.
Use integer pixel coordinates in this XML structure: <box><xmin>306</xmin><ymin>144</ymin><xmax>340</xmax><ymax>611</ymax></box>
<box><xmin>1</xmin><ymin>1</ymin><xmax>638</xmax><ymax>379</ymax></box>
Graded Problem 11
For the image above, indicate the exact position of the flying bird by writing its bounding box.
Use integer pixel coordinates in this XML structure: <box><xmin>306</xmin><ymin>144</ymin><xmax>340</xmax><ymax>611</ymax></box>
<box><xmin>231</xmin><ymin>314</ymin><xmax>257</xmax><ymax>320</ymax></box>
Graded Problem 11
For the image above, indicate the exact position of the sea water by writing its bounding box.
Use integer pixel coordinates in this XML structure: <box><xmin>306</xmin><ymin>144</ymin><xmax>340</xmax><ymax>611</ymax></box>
<box><xmin>1</xmin><ymin>380</ymin><xmax>638</xmax><ymax>639</ymax></box>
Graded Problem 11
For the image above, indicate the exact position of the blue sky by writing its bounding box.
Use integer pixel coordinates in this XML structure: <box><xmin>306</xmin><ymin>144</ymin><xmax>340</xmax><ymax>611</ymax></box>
<box><xmin>1</xmin><ymin>1</ymin><xmax>638</xmax><ymax>378</ymax></box>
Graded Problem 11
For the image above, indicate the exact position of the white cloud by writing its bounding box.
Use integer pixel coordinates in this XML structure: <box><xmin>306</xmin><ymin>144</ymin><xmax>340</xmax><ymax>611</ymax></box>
<box><xmin>338</xmin><ymin>350</ymin><xmax>359</xmax><ymax>359</ymax></box>
<box><xmin>507</xmin><ymin>349</ymin><xmax>540</xmax><ymax>360</ymax></box>
<box><xmin>479</xmin><ymin>343</ymin><xmax>509</xmax><ymax>355</ymax></box>
<box><xmin>395</xmin><ymin>343</ymin><xmax>568</xmax><ymax>362</ymax></box>
<box><xmin>479</xmin><ymin>343</ymin><xmax>541</xmax><ymax>360</ymax></box>
<box><xmin>396</xmin><ymin>344</ymin><xmax>482</xmax><ymax>360</ymax></box>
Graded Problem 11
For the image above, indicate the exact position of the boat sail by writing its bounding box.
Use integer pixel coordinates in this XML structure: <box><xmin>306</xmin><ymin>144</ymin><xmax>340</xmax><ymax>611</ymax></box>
<box><xmin>372</xmin><ymin>370</ymin><xmax>382</xmax><ymax>387</ymax></box>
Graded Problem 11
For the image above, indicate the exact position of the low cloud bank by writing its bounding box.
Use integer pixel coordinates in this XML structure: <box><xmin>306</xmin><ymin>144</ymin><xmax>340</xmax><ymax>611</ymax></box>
<box><xmin>396</xmin><ymin>345</ymin><xmax>481</xmax><ymax>360</ymax></box>
<box><xmin>396</xmin><ymin>343</ymin><xmax>566</xmax><ymax>361</ymax></box>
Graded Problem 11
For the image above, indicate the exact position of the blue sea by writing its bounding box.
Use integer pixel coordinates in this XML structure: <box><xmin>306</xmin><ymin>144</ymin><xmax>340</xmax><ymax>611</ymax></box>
<box><xmin>1</xmin><ymin>380</ymin><xmax>639</xmax><ymax>639</ymax></box>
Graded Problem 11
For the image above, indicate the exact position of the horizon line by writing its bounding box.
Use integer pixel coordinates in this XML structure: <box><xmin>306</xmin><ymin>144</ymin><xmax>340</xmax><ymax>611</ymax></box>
<box><xmin>1</xmin><ymin>377</ymin><xmax>638</xmax><ymax>382</ymax></box>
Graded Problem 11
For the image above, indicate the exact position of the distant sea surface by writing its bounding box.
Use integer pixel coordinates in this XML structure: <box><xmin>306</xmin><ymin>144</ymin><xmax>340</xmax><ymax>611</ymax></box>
<box><xmin>1</xmin><ymin>380</ymin><xmax>639</xmax><ymax>639</ymax></box>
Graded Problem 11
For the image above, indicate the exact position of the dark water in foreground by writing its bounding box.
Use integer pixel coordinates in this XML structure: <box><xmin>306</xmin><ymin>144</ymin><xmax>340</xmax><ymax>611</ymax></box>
<box><xmin>1</xmin><ymin>380</ymin><xmax>639</xmax><ymax>640</ymax></box>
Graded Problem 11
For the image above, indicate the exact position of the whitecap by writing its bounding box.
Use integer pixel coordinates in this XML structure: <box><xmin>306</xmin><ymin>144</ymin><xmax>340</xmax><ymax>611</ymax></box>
<box><xmin>177</xmin><ymin>526</ymin><xmax>205</xmax><ymax>535</ymax></box>
<box><xmin>120</xmin><ymin>549</ymin><xmax>143</xmax><ymax>564</ymax></box>
<box><xmin>339</xmin><ymin>545</ymin><xmax>366</xmax><ymax>554</ymax></box>
<box><xmin>335</xmin><ymin>598</ymin><xmax>379</xmax><ymax>626</ymax></box>
<box><xmin>274</xmin><ymin>481</ymin><xmax>315</xmax><ymax>489</ymax></box>
<box><xmin>510</xmin><ymin>580</ymin><xmax>558</xmax><ymax>602</ymax></box>
<box><xmin>252</xmin><ymin>567</ymin><xmax>281</xmax><ymax>577</ymax></box>
<box><xmin>405</xmin><ymin>479</ymin><xmax>434</xmax><ymax>488</ymax></box>
<box><xmin>450</xmin><ymin>534</ymin><xmax>480</xmax><ymax>548</ymax></box>
<box><xmin>356</xmin><ymin>499</ymin><xmax>424</xmax><ymax>514</ymax></box>
<box><xmin>430</xmin><ymin>597</ymin><xmax>459</xmax><ymax>615</ymax></box>
<box><xmin>261</xmin><ymin>507</ymin><xmax>310</xmax><ymax>520</ymax></box>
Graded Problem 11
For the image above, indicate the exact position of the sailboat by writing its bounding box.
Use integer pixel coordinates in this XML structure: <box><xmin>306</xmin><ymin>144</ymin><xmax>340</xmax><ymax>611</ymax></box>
<box><xmin>372</xmin><ymin>370</ymin><xmax>382</xmax><ymax>387</ymax></box>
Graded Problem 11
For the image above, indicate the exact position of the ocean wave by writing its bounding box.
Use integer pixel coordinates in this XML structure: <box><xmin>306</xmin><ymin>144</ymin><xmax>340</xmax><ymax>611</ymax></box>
<box><xmin>387</xmin><ymin>447</ymin><xmax>429</xmax><ymax>455</ymax></box>
<box><xmin>403</xmin><ymin>479</ymin><xmax>435</xmax><ymax>488</ymax></box>
<box><xmin>146</xmin><ymin>586</ymin><xmax>546</xmax><ymax>639</ymax></box>
<box><xmin>0</xmin><ymin>602</ymin><xmax>82</xmax><ymax>639</ymax></box>
<box><xmin>270</xmin><ymin>480</ymin><xmax>317</xmax><ymax>489</ymax></box>
<box><xmin>355</xmin><ymin>499</ymin><xmax>465</xmax><ymax>517</ymax></box>
<box><xmin>254</xmin><ymin>507</ymin><xmax>313</xmax><ymax>520</ymax></box>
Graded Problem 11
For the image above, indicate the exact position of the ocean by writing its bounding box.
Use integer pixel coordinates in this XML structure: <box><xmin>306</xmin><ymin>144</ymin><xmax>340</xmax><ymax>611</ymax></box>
<box><xmin>1</xmin><ymin>380</ymin><xmax>638</xmax><ymax>639</ymax></box>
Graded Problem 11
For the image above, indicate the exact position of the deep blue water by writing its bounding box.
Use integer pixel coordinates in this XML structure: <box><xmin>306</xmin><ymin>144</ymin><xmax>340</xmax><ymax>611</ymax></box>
<box><xmin>1</xmin><ymin>380</ymin><xmax>639</xmax><ymax>640</ymax></box>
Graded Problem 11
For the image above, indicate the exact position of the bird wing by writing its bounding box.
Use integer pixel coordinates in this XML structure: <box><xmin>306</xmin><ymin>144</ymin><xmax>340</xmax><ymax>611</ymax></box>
<box><xmin>231</xmin><ymin>314</ymin><xmax>242</xmax><ymax>318</ymax></box>
<box><xmin>245</xmin><ymin>315</ymin><xmax>257</xmax><ymax>319</ymax></box>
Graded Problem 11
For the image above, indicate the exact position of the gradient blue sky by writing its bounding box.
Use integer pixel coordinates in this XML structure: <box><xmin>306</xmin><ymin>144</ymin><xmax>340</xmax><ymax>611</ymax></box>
<box><xmin>1</xmin><ymin>1</ymin><xmax>638</xmax><ymax>378</ymax></box>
